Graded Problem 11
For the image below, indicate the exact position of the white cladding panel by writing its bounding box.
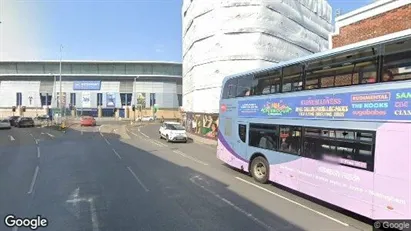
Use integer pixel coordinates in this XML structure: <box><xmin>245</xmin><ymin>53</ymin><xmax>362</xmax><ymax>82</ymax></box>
<box><xmin>0</xmin><ymin>81</ymin><xmax>41</xmax><ymax>107</ymax></box>
<box><xmin>182</xmin><ymin>0</ymin><xmax>333</xmax><ymax>113</ymax></box>
<box><xmin>100</xmin><ymin>82</ymin><xmax>120</xmax><ymax>92</ymax></box>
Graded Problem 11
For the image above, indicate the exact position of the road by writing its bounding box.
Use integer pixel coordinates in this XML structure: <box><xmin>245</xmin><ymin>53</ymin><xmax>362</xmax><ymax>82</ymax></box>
<box><xmin>0</xmin><ymin>122</ymin><xmax>372</xmax><ymax>231</ymax></box>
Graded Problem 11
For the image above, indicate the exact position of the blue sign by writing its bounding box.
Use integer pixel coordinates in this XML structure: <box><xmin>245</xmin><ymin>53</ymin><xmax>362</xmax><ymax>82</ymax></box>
<box><xmin>238</xmin><ymin>88</ymin><xmax>411</xmax><ymax>121</ymax></box>
<box><xmin>73</xmin><ymin>81</ymin><xmax>101</xmax><ymax>90</ymax></box>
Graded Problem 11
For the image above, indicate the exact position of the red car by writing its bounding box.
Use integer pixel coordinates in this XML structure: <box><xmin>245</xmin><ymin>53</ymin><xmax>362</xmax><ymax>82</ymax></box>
<box><xmin>80</xmin><ymin>116</ymin><xmax>96</xmax><ymax>126</ymax></box>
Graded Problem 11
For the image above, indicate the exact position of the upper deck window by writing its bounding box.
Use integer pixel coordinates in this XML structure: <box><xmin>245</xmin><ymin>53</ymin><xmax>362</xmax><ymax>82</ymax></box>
<box><xmin>282</xmin><ymin>64</ymin><xmax>303</xmax><ymax>93</ymax></box>
<box><xmin>381</xmin><ymin>39</ymin><xmax>411</xmax><ymax>82</ymax></box>
<box><xmin>222</xmin><ymin>78</ymin><xmax>237</xmax><ymax>99</ymax></box>
<box><xmin>252</xmin><ymin>70</ymin><xmax>281</xmax><ymax>95</ymax></box>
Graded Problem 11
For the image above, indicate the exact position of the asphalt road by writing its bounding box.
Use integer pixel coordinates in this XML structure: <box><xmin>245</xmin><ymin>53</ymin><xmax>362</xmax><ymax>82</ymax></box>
<box><xmin>0</xmin><ymin>122</ymin><xmax>372</xmax><ymax>231</ymax></box>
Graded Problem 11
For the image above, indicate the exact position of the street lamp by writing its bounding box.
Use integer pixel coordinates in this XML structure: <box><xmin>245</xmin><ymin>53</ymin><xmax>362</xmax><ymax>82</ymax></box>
<box><xmin>59</xmin><ymin>45</ymin><xmax>63</xmax><ymax>121</ymax></box>
<box><xmin>133</xmin><ymin>76</ymin><xmax>139</xmax><ymax>122</ymax></box>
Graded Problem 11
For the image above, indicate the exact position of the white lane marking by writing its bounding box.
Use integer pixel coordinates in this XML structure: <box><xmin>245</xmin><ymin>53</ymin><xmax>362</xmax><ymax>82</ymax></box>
<box><xmin>172</xmin><ymin>150</ymin><xmax>209</xmax><ymax>166</ymax></box>
<box><xmin>89</xmin><ymin>198</ymin><xmax>99</xmax><ymax>231</ymax></box>
<box><xmin>37</xmin><ymin>146</ymin><xmax>40</xmax><ymax>158</ymax></box>
<box><xmin>104</xmin><ymin>138</ymin><xmax>111</xmax><ymax>145</ymax></box>
<box><xmin>112</xmin><ymin>149</ymin><xmax>122</xmax><ymax>159</ymax></box>
<box><xmin>190</xmin><ymin>175</ymin><xmax>272</xmax><ymax>230</ymax></box>
<box><xmin>8</xmin><ymin>135</ymin><xmax>15</xmax><ymax>141</ymax></box>
<box><xmin>149</xmin><ymin>140</ymin><xmax>167</xmax><ymax>147</ymax></box>
<box><xmin>46</xmin><ymin>132</ymin><xmax>54</xmax><ymax>138</ymax></box>
<box><xmin>140</xmin><ymin>132</ymin><xmax>149</xmax><ymax>138</ymax></box>
<box><xmin>235</xmin><ymin>177</ymin><xmax>349</xmax><ymax>227</ymax></box>
<box><xmin>35</xmin><ymin>139</ymin><xmax>39</xmax><ymax>145</ymax></box>
<box><xmin>99</xmin><ymin>125</ymin><xmax>104</xmax><ymax>137</ymax></box>
<box><xmin>81</xmin><ymin>130</ymin><xmax>84</xmax><ymax>135</ymax></box>
<box><xmin>127</xmin><ymin>166</ymin><xmax>149</xmax><ymax>192</ymax></box>
<box><xmin>27</xmin><ymin>166</ymin><xmax>39</xmax><ymax>194</ymax></box>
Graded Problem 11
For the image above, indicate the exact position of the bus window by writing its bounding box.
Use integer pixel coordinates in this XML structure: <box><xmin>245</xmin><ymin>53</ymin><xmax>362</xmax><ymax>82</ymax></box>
<box><xmin>222</xmin><ymin>78</ymin><xmax>237</xmax><ymax>99</ymax></box>
<box><xmin>252</xmin><ymin>70</ymin><xmax>281</xmax><ymax>95</ymax></box>
<box><xmin>238</xmin><ymin>124</ymin><xmax>247</xmax><ymax>142</ymax></box>
<box><xmin>236</xmin><ymin>75</ymin><xmax>253</xmax><ymax>97</ymax></box>
<box><xmin>282</xmin><ymin>64</ymin><xmax>303</xmax><ymax>93</ymax></box>
<box><xmin>249</xmin><ymin>123</ymin><xmax>279</xmax><ymax>151</ymax></box>
<box><xmin>279</xmin><ymin>126</ymin><xmax>302</xmax><ymax>155</ymax></box>
<box><xmin>382</xmin><ymin>39</ymin><xmax>411</xmax><ymax>82</ymax></box>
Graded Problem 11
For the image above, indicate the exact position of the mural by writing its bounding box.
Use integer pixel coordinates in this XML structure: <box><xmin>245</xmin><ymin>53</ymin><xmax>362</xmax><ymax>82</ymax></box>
<box><xmin>183</xmin><ymin>113</ymin><xmax>219</xmax><ymax>139</ymax></box>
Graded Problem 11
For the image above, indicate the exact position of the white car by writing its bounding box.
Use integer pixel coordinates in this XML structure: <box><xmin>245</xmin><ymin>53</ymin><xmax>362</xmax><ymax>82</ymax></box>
<box><xmin>159</xmin><ymin>122</ymin><xmax>188</xmax><ymax>143</ymax></box>
<box><xmin>138</xmin><ymin>116</ymin><xmax>154</xmax><ymax>122</ymax></box>
<box><xmin>0</xmin><ymin>118</ymin><xmax>11</xmax><ymax>129</ymax></box>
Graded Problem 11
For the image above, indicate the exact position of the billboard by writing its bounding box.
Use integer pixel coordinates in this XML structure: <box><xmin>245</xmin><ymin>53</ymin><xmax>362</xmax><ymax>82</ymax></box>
<box><xmin>82</xmin><ymin>92</ymin><xmax>91</xmax><ymax>108</ymax></box>
<box><xmin>56</xmin><ymin>92</ymin><xmax>67</xmax><ymax>108</ymax></box>
<box><xmin>106</xmin><ymin>93</ymin><xmax>116</xmax><ymax>108</ymax></box>
<box><xmin>238</xmin><ymin>87</ymin><xmax>411</xmax><ymax>122</ymax></box>
<box><xmin>73</xmin><ymin>81</ymin><xmax>101</xmax><ymax>90</ymax></box>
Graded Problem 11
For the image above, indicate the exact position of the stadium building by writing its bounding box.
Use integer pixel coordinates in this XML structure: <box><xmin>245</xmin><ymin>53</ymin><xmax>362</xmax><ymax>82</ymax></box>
<box><xmin>0</xmin><ymin>60</ymin><xmax>182</xmax><ymax>119</ymax></box>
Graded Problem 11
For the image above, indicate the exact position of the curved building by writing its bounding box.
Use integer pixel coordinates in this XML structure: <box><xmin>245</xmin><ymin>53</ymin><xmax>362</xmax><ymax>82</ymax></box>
<box><xmin>0</xmin><ymin>60</ymin><xmax>182</xmax><ymax>118</ymax></box>
<box><xmin>182</xmin><ymin>0</ymin><xmax>333</xmax><ymax>115</ymax></box>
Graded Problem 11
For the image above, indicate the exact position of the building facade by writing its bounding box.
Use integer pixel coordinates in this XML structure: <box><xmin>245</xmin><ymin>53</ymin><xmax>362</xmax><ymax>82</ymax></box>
<box><xmin>330</xmin><ymin>0</ymin><xmax>411</xmax><ymax>48</ymax></box>
<box><xmin>0</xmin><ymin>61</ymin><xmax>182</xmax><ymax>118</ymax></box>
<box><xmin>182</xmin><ymin>0</ymin><xmax>333</xmax><ymax>139</ymax></box>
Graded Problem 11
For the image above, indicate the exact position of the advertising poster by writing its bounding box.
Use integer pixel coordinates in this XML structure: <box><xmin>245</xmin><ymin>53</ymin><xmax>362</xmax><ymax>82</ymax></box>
<box><xmin>184</xmin><ymin>113</ymin><xmax>219</xmax><ymax>139</ymax></box>
<box><xmin>73</xmin><ymin>81</ymin><xmax>101</xmax><ymax>90</ymax></box>
<box><xmin>106</xmin><ymin>93</ymin><xmax>116</xmax><ymax>108</ymax></box>
<box><xmin>136</xmin><ymin>93</ymin><xmax>146</xmax><ymax>108</ymax></box>
<box><xmin>82</xmin><ymin>92</ymin><xmax>91</xmax><ymax>108</ymax></box>
<box><xmin>237</xmin><ymin>87</ymin><xmax>411</xmax><ymax>122</ymax></box>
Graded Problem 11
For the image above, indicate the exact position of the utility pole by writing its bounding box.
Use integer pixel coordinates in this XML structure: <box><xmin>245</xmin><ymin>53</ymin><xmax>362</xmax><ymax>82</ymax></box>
<box><xmin>59</xmin><ymin>45</ymin><xmax>63</xmax><ymax>123</ymax></box>
<box><xmin>133</xmin><ymin>77</ymin><xmax>136</xmax><ymax>122</ymax></box>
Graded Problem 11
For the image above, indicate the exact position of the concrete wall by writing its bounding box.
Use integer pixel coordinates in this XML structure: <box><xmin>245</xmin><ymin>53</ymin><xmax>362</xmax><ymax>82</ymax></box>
<box><xmin>330</xmin><ymin>0</ymin><xmax>411</xmax><ymax>48</ymax></box>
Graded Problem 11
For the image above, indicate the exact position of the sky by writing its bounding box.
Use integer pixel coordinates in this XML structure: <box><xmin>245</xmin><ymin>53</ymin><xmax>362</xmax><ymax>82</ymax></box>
<box><xmin>0</xmin><ymin>0</ymin><xmax>374</xmax><ymax>62</ymax></box>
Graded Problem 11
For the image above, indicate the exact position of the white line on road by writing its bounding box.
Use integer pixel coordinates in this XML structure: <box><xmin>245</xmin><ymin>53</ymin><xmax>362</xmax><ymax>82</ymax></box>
<box><xmin>35</xmin><ymin>139</ymin><xmax>39</xmax><ymax>145</ymax></box>
<box><xmin>235</xmin><ymin>177</ymin><xmax>349</xmax><ymax>227</ymax></box>
<box><xmin>46</xmin><ymin>132</ymin><xmax>54</xmax><ymax>138</ymax></box>
<box><xmin>27</xmin><ymin>166</ymin><xmax>39</xmax><ymax>194</ymax></box>
<box><xmin>37</xmin><ymin>146</ymin><xmax>40</xmax><ymax>158</ymax></box>
<box><xmin>89</xmin><ymin>198</ymin><xmax>99</xmax><ymax>231</ymax></box>
<box><xmin>127</xmin><ymin>166</ymin><xmax>149</xmax><ymax>192</ymax></box>
<box><xmin>140</xmin><ymin>132</ymin><xmax>149</xmax><ymax>138</ymax></box>
<box><xmin>104</xmin><ymin>138</ymin><xmax>111</xmax><ymax>145</ymax></box>
<box><xmin>112</xmin><ymin>149</ymin><xmax>122</xmax><ymax>159</ymax></box>
<box><xmin>190</xmin><ymin>175</ymin><xmax>272</xmax><ymax>230</ymax></box>
<box><xmin>173</xmin><ymin>150</ymin><xmax>209</xmax><ymax>166</ymax></box>
<box><xmin>8</xmin><ymin>135</ymin><xmax>15</xmax><ymax>141</ymax></box>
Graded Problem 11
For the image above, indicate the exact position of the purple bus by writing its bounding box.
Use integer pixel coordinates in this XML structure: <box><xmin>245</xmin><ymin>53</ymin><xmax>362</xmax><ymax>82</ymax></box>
<box><xmin>217</xmin><ymin>31</ymin><xmax>411</xmax><ymax>220</ymax></box>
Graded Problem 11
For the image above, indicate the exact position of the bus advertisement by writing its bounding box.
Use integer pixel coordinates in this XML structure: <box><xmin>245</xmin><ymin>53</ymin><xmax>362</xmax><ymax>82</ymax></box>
<box><xmin>217</xmin><ymin>32</ymin><xmax>411</xmax><ymax>220</ymax></box>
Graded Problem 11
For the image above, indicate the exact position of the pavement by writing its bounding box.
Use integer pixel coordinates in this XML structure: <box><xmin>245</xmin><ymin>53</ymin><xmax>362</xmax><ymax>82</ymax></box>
<box><xmin>0</xmin><ymin>122</ymin><xmax>373</xmax><ymax>231</ymax></box>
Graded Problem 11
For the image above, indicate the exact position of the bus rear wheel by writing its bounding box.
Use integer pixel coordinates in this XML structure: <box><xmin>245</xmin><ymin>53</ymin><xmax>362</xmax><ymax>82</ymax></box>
<box><xmin>250</xmin><ymin>156</ymin><xmax>270</xmax><ymax>184</ymax></box>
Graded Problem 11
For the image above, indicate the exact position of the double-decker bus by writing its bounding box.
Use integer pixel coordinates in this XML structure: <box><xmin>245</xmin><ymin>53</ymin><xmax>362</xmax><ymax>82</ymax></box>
<box><xmin>217</xmin><ymin>30</ymin><xmax>411</xmax><ymax>220</ymax></box>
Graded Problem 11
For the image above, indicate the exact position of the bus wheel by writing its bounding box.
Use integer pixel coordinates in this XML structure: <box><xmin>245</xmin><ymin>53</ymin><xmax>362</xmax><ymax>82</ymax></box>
<box><xmin>250</xmin><ymin>156</ymin><xmax>269</xmax><ymax>184</ymax></box>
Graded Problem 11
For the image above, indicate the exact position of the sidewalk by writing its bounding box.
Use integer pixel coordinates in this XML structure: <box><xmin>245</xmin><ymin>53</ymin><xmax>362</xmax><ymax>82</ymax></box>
<box><xmin>187</xmin><ymin>133</ymin><xmax>217</xmax><ymax>146</ymax></box>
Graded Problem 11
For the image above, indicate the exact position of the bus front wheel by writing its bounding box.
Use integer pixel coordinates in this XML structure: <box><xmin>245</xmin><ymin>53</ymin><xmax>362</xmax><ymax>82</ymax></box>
<box><xmin>250</xmin><ymin>156</ymin><xmax>270</xmax><ymax>184</ymax></box>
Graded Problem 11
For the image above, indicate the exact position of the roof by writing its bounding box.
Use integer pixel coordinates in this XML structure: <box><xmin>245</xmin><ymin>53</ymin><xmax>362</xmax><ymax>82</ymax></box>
<box><xmin>0</xmin><ymin>60</ymin><xmax>182</xmax><ymax>65</ymax></box>
<box><xmin>224</xmin><ymin>29</ymin><xmax>411</xmax><ymax>82</ymax></box>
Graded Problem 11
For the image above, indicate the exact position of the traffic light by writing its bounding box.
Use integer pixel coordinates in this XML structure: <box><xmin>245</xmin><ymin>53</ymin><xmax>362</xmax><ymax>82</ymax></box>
<box><xmin>113</xmin><ymin>108</ymin><xmax>117</xmax><ymax>113</ymax></box>
<box><xmin>12</xmin><ymin>106</ymin><xmax>16</xmax><ymax>112</ymax></box>
<box><xmin>132</xmin><ymin>105</ymin><xmax>136</xmax><ymax>111</ymax></box>
<box><xmin>22</xmin><ymin>106</ymin><xmax>26</xmax><ymax>112</ymax></box>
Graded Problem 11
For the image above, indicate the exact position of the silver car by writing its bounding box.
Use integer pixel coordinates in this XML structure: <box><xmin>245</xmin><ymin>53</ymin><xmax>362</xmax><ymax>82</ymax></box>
<box><xmin>0</xmin><ymin>118</ymin><xmax>11</xmax><ymax>129</ymax></box>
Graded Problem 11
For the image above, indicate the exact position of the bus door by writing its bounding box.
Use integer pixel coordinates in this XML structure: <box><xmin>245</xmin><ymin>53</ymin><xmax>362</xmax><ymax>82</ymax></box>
<box><xmin>236</xmin><ymin>121</ymin><xmax>249</xmax><ymax>159</ymax></box>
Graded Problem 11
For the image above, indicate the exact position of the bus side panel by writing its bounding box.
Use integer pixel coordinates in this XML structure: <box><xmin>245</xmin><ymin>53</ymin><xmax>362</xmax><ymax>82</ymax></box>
<box><xmin>269</xmin><ymin>153</ymin><xmax>302</xmax><ymax>192</ymax></box>
<box><xmin>373</xmin><ymin>123</ymin><xmax>411</xmax><ymax>220</ymax></box>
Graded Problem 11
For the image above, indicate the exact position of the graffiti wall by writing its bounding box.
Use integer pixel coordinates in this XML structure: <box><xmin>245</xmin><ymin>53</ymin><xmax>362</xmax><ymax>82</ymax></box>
<box><xmin>182</xmin><ymin>112</ymin><xmax>219</xmax><ymax>139</ymax></box>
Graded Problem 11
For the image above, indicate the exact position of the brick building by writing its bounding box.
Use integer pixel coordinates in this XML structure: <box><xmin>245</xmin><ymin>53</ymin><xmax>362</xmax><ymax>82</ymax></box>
<box><xmin>330</xmin><ymin>0</ymin><xmax>411</xmax><ymax>48</ymax></box>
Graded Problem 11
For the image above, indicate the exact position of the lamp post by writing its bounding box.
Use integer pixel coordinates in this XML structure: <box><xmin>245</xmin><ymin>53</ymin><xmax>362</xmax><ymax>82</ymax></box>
<box><xmin>133</xmin><ymin>76</ymin><xmax>139</xmax><ymax>122</ymax></box>
<box><xmin>59</xmin><ymin>45</ymin><xmax>63</xmax><ymax>122</ymax></box>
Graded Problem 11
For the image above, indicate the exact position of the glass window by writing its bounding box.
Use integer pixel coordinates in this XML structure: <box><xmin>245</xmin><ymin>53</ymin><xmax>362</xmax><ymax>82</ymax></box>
<box><xmin>282</xmin><ymin>64</ymin><xmax>303</xmax><ymax>93</ymax></box>
<box><xmin>126</xmin><ymin>93</ymin><xmax>132</xmax><ymax>106</ymax></box>
<box><xmin>238</xmin><ymin>124</ymin><xmax>247</xmax><ymax>142</ymax></box>
<box><xmin>279</xmin><ymin>126</ymin><xmax>302</xmax><ymax>155</ymax></box>
<box><xmin>236</xmin><ymin>75</ymin><xmax>253</xmax><ymax>97</ymax></box>
<box><xmin>303</xmin><ymin>127</ymin><xmax>374</xmax><ymax>171</ymax></box>
<box><xmin>70</xmin><ymin>93</ymin><xmax>76</xmax><ymax>106</ymax></box>
<box><xmin>382</xmin><ymin>39</ymin><xmax>411</xmax><ymax>82</ymax></box>
<box><xmin>120</xmin><ymin>93</ymin><xmax>126</xmax><ymax>106</ymax></box>
<box><xmin>252</xmin><ymin>70</ymin><xmax>281</xmax><ymax>95</ymax></box>
<box><xmin>305</xmin><ymin>47</ymin><xmax>379</xmax><ymax>89</ymax></box>
<box><xmin>222</xmin><ymin>78</ymin><xmax>237</xmax><ymax>99</ymax></box>
<box><xmin>249</xmin><ymin>123</ymin><xmax>278</xmax><ymax>151</ymax></box>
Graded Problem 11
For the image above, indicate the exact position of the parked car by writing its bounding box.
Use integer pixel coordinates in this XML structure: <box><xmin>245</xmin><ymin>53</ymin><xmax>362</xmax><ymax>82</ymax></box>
<box><xmin>137</xmin><ymin>116</ymin><xmax>154</xmax><ymax>122</ymax></box>
<box><xmin>8</xmin><ymin>116</ymin><xmax>20</xmax><ymax>126</ymax></box>
<box><xmin>15</xmin><ymin>117</ymin><xmax>35</xmax><ymax>128</ymax></box>
<box><xmin>159</xmin><ymin>122</ymin><xmax>187</xmax><ymax>143</ymax></box>
<box><xmin>80</xmin><ymin>116</ymin><xmax>96</xmax><ymax>127</ymax></box>
<box><xmin>0</xmin><ymin>118</ymin><xmax>11</xmax><ymax>129</ymax></box>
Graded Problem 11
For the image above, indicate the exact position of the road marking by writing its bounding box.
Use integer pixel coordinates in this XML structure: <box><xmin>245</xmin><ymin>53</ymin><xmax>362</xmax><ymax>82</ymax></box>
<box><xmin>37</xmin><ymin>146</ymin><xmax>40</xmax><ymax>158</ymax></box>
<box><xmin>81</xmin><ymin>130</ymin><xmax>84</xmax><ymax>135</ymax></box>
<box><xmin>35</xmin><ymin>139</ymin><xmax>39</xmax><ymax>145</ymax></box>
<box><xmin>27</xmin><ymin>166</ymin><xmax>39</xmax><ymax>194</ymax></box>
<box><xmin>235</xmin><ymin>177</ymin><xmax>349</xmax><ymax>227</ymax></box>
<box><xmin>172</xmin><ymin>150</ymin><xmax>209</xmax><ymax>166</ymax></box>
<box><xmin>112</xmin><ymin>149</ymin><xmax>122</xmax><ymax>159</ymax></box>
<box><xmin>89</xmin><ymin>198</ymin><xmax>99</xmax><ymax>231</ymax></box>
<box><xmin>190</xmin><ymin>175</ymin><xmax>272</xmax><ymax>230</ymax></box>
<box><xmin>66</xmin><ymin>188</ymin><xmax>100</xmax><ymax>231</ymax></box>
<box><xmin>104</xmin><ymin>138</ymin><xmax>111</xmax><ymax>145</ymax></box>
<box><xmin>127</xmin><ymin>166</ymin><xmax>149</xmax><ymax>192</ymax></box>
<box><xmin>46</xmin><ymin>132</ymin><xmax>54</xmax><ymax>138</ymax></box>
<box><xmin>8</xmin><ymin>135</ymin><xmax>15</xmax><ymax>141</ymax></box>
<box><xmin>140</xmin><ymin>132</ymin><xmax>149</xmax><ymax>138</ymax></box>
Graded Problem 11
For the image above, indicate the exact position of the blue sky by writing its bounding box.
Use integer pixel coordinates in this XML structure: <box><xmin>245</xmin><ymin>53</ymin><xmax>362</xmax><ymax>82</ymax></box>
<box><xmin>1</xmin><ymin>0</ymin><xmax>372</xmax><ymax>62</ymax></box>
